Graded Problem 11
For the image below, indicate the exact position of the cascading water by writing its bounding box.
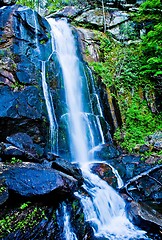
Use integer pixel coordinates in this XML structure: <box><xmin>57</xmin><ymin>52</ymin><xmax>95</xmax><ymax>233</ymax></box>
<box><xmin>41</xmin><ymin>61</ymin><xmax>58</xmax><ymax>153</ymax></box>
<box><xmin>47</xmin><ymin>18</ymin><xmax>148</xmax><ymax>239</ymax></box>
<box><xmin>62</xmin><ymin>204</ymin><xmax>78</xmax><ymax>240</ymax></box>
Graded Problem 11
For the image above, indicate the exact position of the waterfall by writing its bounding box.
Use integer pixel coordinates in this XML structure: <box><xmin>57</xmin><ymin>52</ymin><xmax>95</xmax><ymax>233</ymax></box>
<box><xmin>48</xmin><ymin>18</ymin><xmax>89</xmax><ymax>164</ymax></box>
<box><xmin>63</xmin><ymin>204</ymin><xmax>78</xmax><ymax>240</ymax></box>
<box><xmin>41</xmin><ymin>61</ymin><xmax>58</xmax><ymax>153</ymax></box>
<box><xmin>47</xmin><ymin>18</ymin><xmax>148</xmax><ymax>239</ymax></box>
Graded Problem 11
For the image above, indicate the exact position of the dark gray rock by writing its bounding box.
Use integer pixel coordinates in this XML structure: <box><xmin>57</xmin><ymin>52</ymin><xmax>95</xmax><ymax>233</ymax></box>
<box><xmin>127</xmin><ymin>200</ymin><xmax>162</xmax><ymax>235</ymax></box>
<box><xmin>50</xmin><ymin>155</ymin><xmax>83</xmax><ymax>184</ymax></box>
<box><xmin>0</xmin><ymin>162</ymin><xmax>79</xmax><ymax>197</ymax></box>
<box><xmin>0</xmin><ymin>0</ymin><xmax>16</xmax><ymax>7</ymax></box>
<box><xmin>7</xmin><ymin>133</ymin><xmax>33</xmax><ymax>149</ymax></box>
<box><xmin>6</xmin><ymin>132</ymin><xmax>44</xmax><ymax>159</ymax></box>
<box><xmin>90</xmin><ymin>143</ymin><xmax>120</xmax><ymax>160</ymax></box>
<box><xmin>0</xmin><ymin>178</ymin><xmax>8</xmax><ymax>205</ymax></box>
<box><xmin>50</xmin><ymin>6</ymin><xmax>82</xmax><ymax>19</ymax></box>
<box><xmin>0</xmin><ymin>142</ymin><xmax>44</xmax><ymax>162</ymax></box>
<box><xmin>3</xmin><ymin>144</ymin><xmax>25</xmax><ymax>157</ymax></box>
<box><xmin>0</xmin><ymin>5</ymin><xmax>54</xmax><ymax>152</ymax></box>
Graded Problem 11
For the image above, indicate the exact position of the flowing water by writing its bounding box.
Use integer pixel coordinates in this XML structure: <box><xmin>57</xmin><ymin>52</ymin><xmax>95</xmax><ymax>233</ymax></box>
<box><xmin>62</xmin><ymin>204</ymin><xmax>78</xmax><ymax>240</ymax></box>
<box><xmin>47</xmin><ymin>18</ymin><xmax>148</xmax><ymax>239</ymax></box>
<box><xmin>41</xmin><ymin>60</ymin><xmax>58</xmax><ymax>153</ymax></box>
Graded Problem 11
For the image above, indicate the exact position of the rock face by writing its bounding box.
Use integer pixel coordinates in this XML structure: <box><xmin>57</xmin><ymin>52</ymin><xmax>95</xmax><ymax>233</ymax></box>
<box><xmin>75</xmin><ymin>7</ymin><xmax>141</xmax><ymax>41</ymax></box>
<box><xmin>0</xmin><ymin>5</ymin><xmax>55</xmax><ymax>156</ymax></box>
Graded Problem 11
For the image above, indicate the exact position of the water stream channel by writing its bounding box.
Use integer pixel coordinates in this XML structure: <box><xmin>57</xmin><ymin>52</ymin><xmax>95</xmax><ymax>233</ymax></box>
<box><xmin>42</xmin><ymin>18</ymin><xmax>149</xmax><ymax>239</ymax></box>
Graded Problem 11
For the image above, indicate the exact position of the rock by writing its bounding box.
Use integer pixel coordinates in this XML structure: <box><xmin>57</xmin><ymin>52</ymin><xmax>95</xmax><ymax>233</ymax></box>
<box><xmin>7</xmin><ymin>133</ymin><xmax>34</xmax><ymax>150</ymax></box>
<box><xmin>0</xmin><ymin>142</ymin><xmax>43</xmax><ymax>163</ymax></box>
<box><xmin>3</xmin><ymin>144</ymin><xmax>25</xmax><ymax>157</ymax></box>
<box><xmin>127</xmin><ymin>201</ymin><xmax>162</xmax><ymax>235</ymax></box>
<box><xmin>0</xmin><ymin>162</ymin><xmax>79</xmax><ymax>197</ymax></box>
<box><xmin>124</xmin><ymin>166</ymin><xmax>162</xmax><ymax>203</ymax></box>
<box><xmin>77</xmin><ymin>27</ymin><xmax>100</xmax><ymax>62</ymax></box>
<box><xmin>0</xmin><ymin>5</ymin><xmax>53</xmax><ymax>153</ymax></box>
<box><xmin>0</xmin><ymin>178</ymin><xmax>8</xmax><ymax>205</ymax></box>
<box><xmin>50</xmin><ymin>155</ymin><xmax>83</xmax><ymax>184</ymax></box>
<box><xmin>0</xmin><ymin>133</ymin><xmax>44</xmax><ymax>161</ymax></box>
<box><xmin>50</xmin><ymin>6</ymin><xmax>82</xmax><ymax>19</ymax></box>
<box><xmin>148</xmin><ymin>131</ymin><xmax>162</xmax><ymax>151</ymax></box>
<box><xmin>139</xmin><ymin>144</ymin><xmax>150</xmax><ymax>153</ymax></box>
<box><xmin>75</xmin><ymin>8</ymin><xmax>129</xmax><ymax>29</ymax></box>
<box><xmin>89</xmin><ymin>143</ymin><xmax>120</xmax><ymax>160</ymax></box>
<box><xmin>6</xmin><ymin>132</ymin><xmax>44</xmax><ymax>158</ymax></box>
<box><xmin>0</xmin><ymin>0</ymin><xmax>16</xmax><ymax>7</ymax></box>
<box><xmin>90</xmin><ymin>162</ymin><xmax>118</xmax><ymax>189</ymax></box>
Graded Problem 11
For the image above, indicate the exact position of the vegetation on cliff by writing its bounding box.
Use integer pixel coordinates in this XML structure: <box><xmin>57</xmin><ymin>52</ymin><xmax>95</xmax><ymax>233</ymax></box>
<box><xmin>89</xmin><ymin>0</ymin><xmax>162</xmax><ymax>155</ymax></box>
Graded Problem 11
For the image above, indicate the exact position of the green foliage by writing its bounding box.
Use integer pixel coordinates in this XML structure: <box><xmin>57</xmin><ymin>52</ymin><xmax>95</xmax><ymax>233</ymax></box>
<box><xmin>20</xmin><ymin>202</ymin><xmax>31</xmax><ymax>210</ymax></box>
<box><xmin>90</xmin><ymin>29</ymin><xmax>161</xmax><ymax>154</ymax></box>
<box><xmin>0</xmin><ymin>186</ymin><xmax>6</xmax><ymax>193</ymax></box>
<box><xmin>134</xmin><ymin>0</ymin><xmax>162</xmax><ymax>79</ymax></box>
<box><xmin>114</xmin><ymin>95</ymin><xmax>162</xmax><ymax>152</ymax></box>
<box><xmin>10</xmin><ymin>157</ymin><xmax>22</xmax><ymax>164</ymax></box>
<box><xmin>90</xmin><ymin>31</ymin><xmax>144</xmax><ymax>90</ymax></box>
<box><xmin>16</xmin><ymin>0</ymin><xmax>36</xmax><ymax>9</ymax></box>
<box><xmin>11</xmin><ymin>81</ymin><xmax>25</xmax><ymax>90</ymax></box>
<box><xmin>0</xmin><ymin>204</ymin><xmax>47</xmax><ymax>238</ymax></box>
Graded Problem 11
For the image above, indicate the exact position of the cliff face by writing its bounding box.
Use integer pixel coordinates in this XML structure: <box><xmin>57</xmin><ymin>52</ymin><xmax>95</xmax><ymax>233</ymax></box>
<box><xmin>0</xmin><ymin>4</ymin><xmax>56</xmax><ymax>158</ymax></box>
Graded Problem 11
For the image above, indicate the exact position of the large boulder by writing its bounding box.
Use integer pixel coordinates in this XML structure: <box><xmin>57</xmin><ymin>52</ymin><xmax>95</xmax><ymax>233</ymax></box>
<box><xmin>127</xmin><ymin>200</ymin><xmax>162</xmax><ymax>236</ymax></box>
<box><xmin>0</xmin><ymin>162</ymin><xmax>79</xmax><ymax>197</ymax></box>
<box><xmin>48</xmin><ymin>153</ymin><xmax>83</xmax><ymax>184</ymax></box>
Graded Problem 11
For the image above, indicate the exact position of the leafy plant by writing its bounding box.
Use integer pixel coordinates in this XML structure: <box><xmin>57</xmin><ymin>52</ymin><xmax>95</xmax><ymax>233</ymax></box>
<box><xmin>133</xmin><ymin>0</ymin><xmax>162</xmax><ymax>79</ymax></box>
<box><xmin>20</xmin><ymin>202</ymin><xmax>31</xmax><ymax>210</ymax></box>
<box><xmin>89</xmin><ymin>29</ymin><xmax>161</xmax><ymax>154</ymax></box>
<box><xmin>10</xmin><ymin>157</ymin><xmax>22</xmax><ymax>164</ymax></box>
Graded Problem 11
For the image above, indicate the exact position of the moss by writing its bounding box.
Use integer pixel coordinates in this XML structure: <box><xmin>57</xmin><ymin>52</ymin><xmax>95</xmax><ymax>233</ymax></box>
<box><xmin>0</xmin><ymin>203</ymin><xmax>47</xmax><ymax>238</ymax></box>
<box><xmin>88</xmin><ymin>30</ymin><xmax>162</xmax><ymax>156</ymax></box>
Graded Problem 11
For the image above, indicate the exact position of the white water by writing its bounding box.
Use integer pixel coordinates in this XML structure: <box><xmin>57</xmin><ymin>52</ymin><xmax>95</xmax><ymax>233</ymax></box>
<box><xmin>48</xmin><ymin>18</ymin><xmax>148</xmax><ymax>239</ymax></box>
<box><xmin>63</xmin><ymin>204</ymin><xmax>78</xmax><ymax>240</ymax></box>
<box><xmin>48</xmin><ymin>18</ymin><xmax>89</xmax><ymax>164</ymax></box>
<box><xmin>75</xmin><ymin>170</ymin><xmax>147</xmax><ymax>240</ymax></box>
<box><xmin>41</xmin><ymin>61</ymin><xmax>58</xmax><ymax>153</ymax></box>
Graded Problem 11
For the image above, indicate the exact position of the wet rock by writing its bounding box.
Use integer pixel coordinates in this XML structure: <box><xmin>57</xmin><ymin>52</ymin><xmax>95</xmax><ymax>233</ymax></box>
<box><xmin>6</xmin><ymin>132</ymin><xmax>43</xmax><ymax>158</ymax></box>
<box><xmin>0</xmin><ymin>162</ymin><xmax>79</xmax><ymax>197</ymax></box>
<box><xmin>7</xmin><ymin>133</ymin><xmax>34</xmax><ymax>150</ymax></box>
<box><xmin>70</xmin><ymin>198</ymin><xmax>94</xmax><ymax>239</ymax></box>
<box><xmin>121</xmin><ymin>155</ymin><xmax>148</xmax><ymax>180</ymax></box>
<box><xmin>90</xmin><ymin>143</ymin><xmax>120</xmax><ymax>160</ymax></box>
<box><xmin>123</xmin><ymin>166</ymin><xmax>162</xmax><ymax>203</ymax></box>
<box><xmin>0</xmin><ymin>5</ymin><xmax>54</xmax><ymax>153</ymax></box>
<box><xmin>0</xmin><ymin>143</ymin><xmax>43</xmax><ymax>163</ymax></box>
<box><xmin>50</xmin><ymin>154</ymin><xmax>83</xmax><ymax>184</ymax></box>
<box><xmin>127</xmin><ymin>201</ymin><xmax>162</xmax><ymax>236</ymax></box>
<box><xmin>0</xmin><ymin>84</ymin><xmax>46</xmax><ymax>148</ymax></box>
<box><xmin>90</xmin><ymin>162</ymin><xmax>118</xmax><ymax>189</ymax></box>
<box><xmin>2</xmin><ymin>144</ymin><xmax>25</xmax><ymax>157</ymax></box>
